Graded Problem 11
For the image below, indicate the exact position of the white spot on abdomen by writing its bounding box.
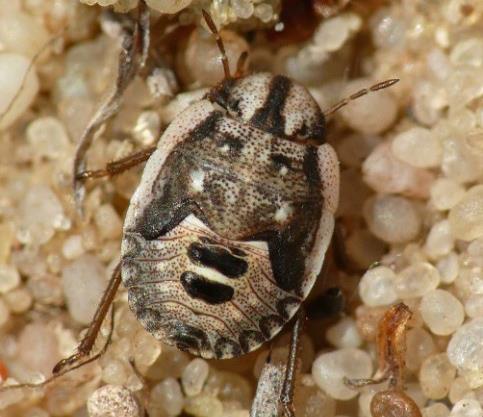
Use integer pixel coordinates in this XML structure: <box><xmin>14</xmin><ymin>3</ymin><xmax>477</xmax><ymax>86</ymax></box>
<box><xmin>190</xmin><ymin>169</ymin><xmax>205</xmax><ymax>193</ymax></box>
<box><xmin>274</xmin><ymin>202</ymin><xmax>293</xmax><ymax>223</ymax></box>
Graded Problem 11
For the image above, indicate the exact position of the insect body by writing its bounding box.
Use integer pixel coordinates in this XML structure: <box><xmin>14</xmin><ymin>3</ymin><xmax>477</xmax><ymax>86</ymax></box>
<box><xmin>121</xmin><ymin>72</ymin><xmax>339</xmax><ymax>359</ymax></box>
<box><xmin>53</xmin><ymin>6</ymin><xmax>396</xmax><ymax>380</ymax></box>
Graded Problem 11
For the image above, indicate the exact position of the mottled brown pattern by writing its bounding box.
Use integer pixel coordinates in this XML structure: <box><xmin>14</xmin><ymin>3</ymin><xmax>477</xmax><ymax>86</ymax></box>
<box><xmin>120</xmin><ymin>73</ymin><xmax>338</xmax><ymax>359</ymax></box>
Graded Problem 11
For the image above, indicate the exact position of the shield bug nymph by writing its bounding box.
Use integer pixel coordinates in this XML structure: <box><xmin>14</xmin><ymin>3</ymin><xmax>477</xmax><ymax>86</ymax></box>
<box><xmin>121</xmin><ymin>14</ymin><xmax>340</xmax><ymax>360</ymax></box>
<box><xmin>52</xmin><ymin>5</ymin><xmax>398</xmax><ymax>414</ymax></box>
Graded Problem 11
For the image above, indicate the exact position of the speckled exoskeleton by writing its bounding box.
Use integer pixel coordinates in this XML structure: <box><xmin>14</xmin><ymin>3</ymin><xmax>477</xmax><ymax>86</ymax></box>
<box><xmin>54</xmin><ymin>6</ymin><xmax>397</xmax><ymax>416</ymax></box>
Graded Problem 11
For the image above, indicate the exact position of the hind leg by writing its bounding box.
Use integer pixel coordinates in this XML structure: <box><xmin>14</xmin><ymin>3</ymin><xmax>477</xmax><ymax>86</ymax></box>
<box><xmin>53</xmin><ymin>262</ymin><xmax>123</xmax><ymax>374</ymax></box>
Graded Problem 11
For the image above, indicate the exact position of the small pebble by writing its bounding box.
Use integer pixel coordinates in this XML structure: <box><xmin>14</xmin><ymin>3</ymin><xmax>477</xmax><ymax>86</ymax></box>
<box><xmin>293</xmin><ymin>379</ymin><xmax>336</xmax><ymax>417</ymax></box>
<box><xmin>17</xmin><ymin>184</ymin><xmax>64</xmax><ymax>245</ymax></box>
<box><xmin>0</xmin><ymin>264</ymin><xmax>20</xmax><ymax>293</ymax></box>
<box><xmin>450</xmin><ymin>38</ymin><xmax>483</xmax><ymax>67</ymax></box>
<box><xmin>145</xmin><ymin>0</ymin><xmax>192</xmax><ymax>13</ymax></box>
<box><xmin>184</xmin><ymin>395</ymin><xmax>223</xmax><ymax>417</ymax></box>
<box><xmin>436</xmin><ymin>252</ymin><xmax>459</xmax><ymax>284</ymax></box>
<box><xmin>101</xmin><ymin>358</ymin><xmax>129</xmax><ymax>385</ymax></box>
<box><xmin>447</xmin><ymin>317</ymin><xmax>483</xmax><ymax>374</ymax></box>
<box><xmin>371</xmin><ymin>9</ymin><xmax>407</xmax><ymax>48</ymax></box>
<box><xmin>149</xmin><ymin>377</ymin><xmax>184</xmax><ymax>417</ymax></box>
<box><xmin>449</xmin><ymin>185</ymin><xmax>483</xmax><ymax>241</ymax></box>
<box><xmin>326</xmin><ymin>317</ymin><xmax>362</xmax><ymax>349</ymax></box>
<box><xmin>17</xmin><ymin>323</ymin><xmax>60</xmax><ymax>376</ymax></box>
<box><xmin>345</xmin><ymin>228</ymin><xmax>386</xmax><ymax>269</ymax></box>
<box><xmin>0</xmin><ymin>299</ymin><xmax>10</xmax><ymax>328</ymax></box>
<box><xmin>254</xmin><ymin>4</ymin><xmax>274</xmax><ymax>23</ymax></box>
<box><xmin>464</xmin><ymin>295</ymin><xmax>483</xmax><ymax>319</ymax></box>
<box><xmin>449</xmin><ymin>377</ymin><xmax>473</xmax><ymax>404</ymax></box>
<box><xmin>62</xmin><ymin>254</ymin><xmax>107</xmax><ymax>325</ymax></box>
<box><xmin>449</xmin><ymin>399</ymin><xmax>482</xmax><ymax>417</ymax></box>
<box><xmin>204</xmin><ymin>370</ymin><xmax>252</xmax><ymax>408</ymax></box>
<box><xmin>424</xmin><ymin>220</ymin><xmax>454</xmax><ymax>259</ymax></box>
<box><xmin>420</xmin><ymin>289</ymin><xmax>464</xmax><ymax>335</ymax></box>
<box><xmin>419</xmin><ymin>353</ymin><xmax>456</xmax><ymax>399</ymax></box>
<box><xmin>132</xmin><ymin>111</ymin><xmax>161</xmax><ymax>146</ymax></box>
<box><xmin>359</xmin><ymin>266</ymin><xmax>398</xmax><ymax>306</ymax></box>
<box><xmin>26</xmin><ymin>117</ymin><xmax>70</xmax><ymax>160</ymax></box>
<box><xmin>312</xmin><ymin>348</ymin><xmax>372</xmax><ymax>400</ymax></box>
<box><xmin>62</xmin><ymin>234</ymin><xmax>85</xmax><ymax>260</ymax></box>
<box><xmin>133</xmin><ymin>329</ymin><xmax>162</xmax><ymax>371</ymax></box>
<box><xmin>405</xmin><ymin>327</ymin><xmax>437</xmax><ymax>372</ymax></box>
<box><xmin>0</xmin><ymin>52</ymin><xmax>39</xmax><ymax>129</ymax></box>
<box><xmin>145</xmin><ymin>344</ymin><xmax>190</xmax><ymax>380</ymax></box>
<box><xmin>0</xmin><ymin>9</ymin><xmax>49</xmax><ymax>58</ymax></box>
<box><xmin>0</xmin><ymin>378</ymin><xmax>24</xmax><ymax>409</ymax></box>
<box><xmin>430</xmin><ymin>178</ymin><xmax>466</xmax><ymax>211</ymax></box>
<box><xmin>467</xmin><ymin>238</ymin><xmax>483</xmax><ymax>267</ymax></box>
<box><xmin>94</xmin><ymin>204</ymin><xmax>122</xmax><ymax>240</ymax></box>
<box><xmin>4</xmin><ymin>287</ymin><xmax>32</xmax><ymax>314</ymax></box>
<box><xmin>231</xmin><ymin>0</ymin><xmax>254</xmax><ymax>19</ymax></box>
<box><xmin>392</xmin><ymin>127</ymin><xmax>442</xmax><ymax>168</ymax></box>
<box><xmin>422</xmin><ymin>403</ymin><xmax>450</xmax><ymax>417</ymax></box>
<box><xmin>182</xmin><ymin>358</ymin><xmax>210</xmax><ymax>396</ymax></box>
<box><xmin>395</xmin><ymin>262</ymin><xmax>440</xmax><ymax>299</ymax></box>
<box><xmin>339</xmin><ymin>78</ymin><xmax>398</xmax><ymax>134</ymax></box>
<box><xmin>87</xmin><ymin>385</ymin><xmax>141</xmax><ymax>417</ymax></box>
<box><xmin>363</xmin><ymin>142</ymin><xmax>434</xmax><ymax>198</ymax></box>
<box><xmin>181</xmin><ymin>27</ymin><xmax>249</xmax><ymax>86</ymax></box>
<box><xmin>364</xmin><ymin>195</ymin><xmax>421</xmax><ymax>244</ymax></box>
<box><xmin>355</xmin><ymin>305</ymin><xmax>387</xmax><ymax>341</ymax></box>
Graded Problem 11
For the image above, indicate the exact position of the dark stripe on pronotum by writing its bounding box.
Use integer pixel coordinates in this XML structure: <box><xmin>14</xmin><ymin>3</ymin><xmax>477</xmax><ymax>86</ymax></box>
<box><xmin>250</xmin><ymin>75</ymin><xmax>292</xmax><ymax>136</ymax></box>
<box><xmin>190</xmin><ymin>111</ymin><xmax>223</xmax><ymax>141</ymax></box>
<box><xmin>180</xmin><ymin>271</ymin><xmax>234</xmax><ymax>304</ymax></box>
<box><xmin>188</xmin><ymin>242</ymin><xmax>248</xmax><ymax>278</ymax></box>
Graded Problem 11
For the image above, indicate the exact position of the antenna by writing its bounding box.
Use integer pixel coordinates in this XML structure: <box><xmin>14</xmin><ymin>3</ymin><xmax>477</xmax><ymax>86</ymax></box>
<box><xmin>323</xmin><ymin>79</ymin><xmax>399</xmax><ymax>117</ymax></box>
<box><xmin>202</xmin><ymin>9</ymin><xmax>231</xmax><ymax>79</ymax></box>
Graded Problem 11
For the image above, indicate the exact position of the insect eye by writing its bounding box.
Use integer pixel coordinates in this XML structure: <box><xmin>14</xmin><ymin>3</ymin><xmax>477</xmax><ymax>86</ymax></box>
<box><xmin>228</xmin><ymin>98</ymin><xmax>241</xmax><ymax>114</ymax></box>
<box><xmin>298</xmin><ymin>122</ymin><xmax>308</xmax><ymax>137</ymax></box>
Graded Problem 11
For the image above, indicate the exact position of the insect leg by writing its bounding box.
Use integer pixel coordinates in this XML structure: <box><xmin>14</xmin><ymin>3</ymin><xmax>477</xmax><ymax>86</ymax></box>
<box><xmin>0</xmin><ymin>306</ymin><xmax>116</xmax><ymax>394</ymax></box>
<box><xmin>280</xmin><ymin>308</ymin><xmax>305</xmax><ymax>417</ymax></box>
<box><xmin>76</xmin><ymin>145</ymin><xmax>156</xmax><ymax>182</ymax></box>
<box><xmin>250</xmin><ymin>352</ymin><xmax>286</xmax><ymax>417</ymax></box>
<box><xmin>73</xmin><ymin>1</ymin><xmax>150</xmax><ymax>212</ymax></box>
<box><xmin>323</xmin><ymin>79</ymin><xmax>399</xmax><ymax>117</ymax></box>
<box><xmin>52</xmin><ymin>262</ymin><xmax>123</xmax><ymax>374</ymax></box>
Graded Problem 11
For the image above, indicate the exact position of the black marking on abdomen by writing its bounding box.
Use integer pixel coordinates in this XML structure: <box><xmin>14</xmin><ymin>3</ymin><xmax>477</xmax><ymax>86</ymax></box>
<box><xmin>188</xmin><ymin>242</ymin><xmax>248</xmax><ymax>278</ymax></box>
<box><xmin>303</xmin><ymin>146</ymin><xmax>322</xmax><ymax>186</ymax></box>
<box><xmin>249</xmin><ymin>144</ymin><xmax>322</xmax><ymax>294</ymax></box>
<box><xmin>250</xmin><ymin>75</ymin><xmax>292</xmax><ymax>137</ymax></box>
<box><xmin>259</xmin><ymin>315</ymin><xmax>285</xmax><ymax>339</ymax></box>
<box><xmin>168</xmin><ymin>321</ymin><xmax>211</xmax><ymax>354</ymax></box>
<box><xmin>239</xmin><ymin>330</ymin><xmax>265</xmax><ymax>353</ymax></box>
<box><xmin>276</xmin><ymin>297</ymin><xmax>301</xmax><ymax>320</ymax></box>
<box><xmin>214</xmin><ymin>337</ymin><xmax>242</xmax><ymax>358</ymax></box>
<box><xmin>180</xmin><ymin>271</ymin><xmax>234</xmax><ymax>304</ymax></box>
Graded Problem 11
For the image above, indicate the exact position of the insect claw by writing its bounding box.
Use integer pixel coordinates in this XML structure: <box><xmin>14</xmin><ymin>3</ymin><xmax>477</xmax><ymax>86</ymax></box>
<box><xmin>52</xmin><ymin>352</ymin><xmax>83</xmax><ymax>375</ymax></box>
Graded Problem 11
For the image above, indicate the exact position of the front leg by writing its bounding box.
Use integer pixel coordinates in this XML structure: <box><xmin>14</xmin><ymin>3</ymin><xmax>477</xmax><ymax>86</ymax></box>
<box><xmin>76</xmin><ymin>146</ymin><xmax>156</xmax><ymax>182</ymax></box>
